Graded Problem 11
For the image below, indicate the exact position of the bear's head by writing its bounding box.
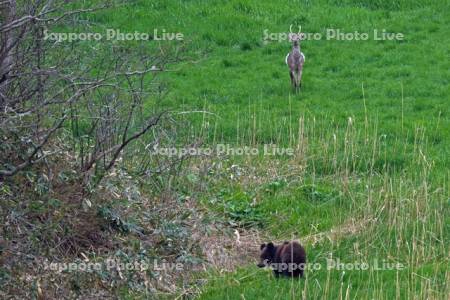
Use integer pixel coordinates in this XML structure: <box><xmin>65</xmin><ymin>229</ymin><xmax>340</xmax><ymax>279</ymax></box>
<box><xmin>257</xmin><ymin>242</ymin><xmax>276</xmax><ymax>268</ymax></box>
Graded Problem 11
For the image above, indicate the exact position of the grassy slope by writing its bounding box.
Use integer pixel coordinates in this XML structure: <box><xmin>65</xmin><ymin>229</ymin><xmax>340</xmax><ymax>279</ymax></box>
<box><xmin>81</xmin><ymin>0</ymin><xmax>449</xmax><ymax>299</ymax></box>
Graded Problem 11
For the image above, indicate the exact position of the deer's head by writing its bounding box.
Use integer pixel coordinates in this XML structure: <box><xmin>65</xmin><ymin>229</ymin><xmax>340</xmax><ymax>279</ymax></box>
<box><xmin>289</xmin><ymin>25</ymin><xmax>304</xmax><ymax>47</ymax></box>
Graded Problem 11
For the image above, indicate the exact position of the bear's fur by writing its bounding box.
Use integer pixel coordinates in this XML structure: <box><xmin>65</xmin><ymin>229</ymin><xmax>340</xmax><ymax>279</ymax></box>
<box><xmin>257</xmin><ymin>241</ymin><xmax>306</xmax><ymax>278</ymax></box>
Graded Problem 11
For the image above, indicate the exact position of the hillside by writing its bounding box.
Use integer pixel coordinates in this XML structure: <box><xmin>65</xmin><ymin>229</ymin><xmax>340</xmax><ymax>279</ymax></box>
<box><xmin>0</xmin><ymin>0</ymin><xmax>448</xmax><ymax>299</ymax></box>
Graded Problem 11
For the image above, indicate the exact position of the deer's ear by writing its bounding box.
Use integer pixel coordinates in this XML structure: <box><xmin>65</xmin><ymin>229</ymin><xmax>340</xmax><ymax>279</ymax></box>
<box><xmin>299</xmin><ymin>32</ymin><xmax>306</xmax><ymax>40</ymax></box>
<box><xmin>260</xmin><ymin>243</ymin><xmax>266</xmax><ymax>250</ymax></box>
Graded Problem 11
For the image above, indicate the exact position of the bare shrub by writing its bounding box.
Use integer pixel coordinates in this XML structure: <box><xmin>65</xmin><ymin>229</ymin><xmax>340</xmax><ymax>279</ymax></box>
<box><xmin>0</xmin><ymin>0</ymin><xmax>184</xmax><ymax>185</ymax></box>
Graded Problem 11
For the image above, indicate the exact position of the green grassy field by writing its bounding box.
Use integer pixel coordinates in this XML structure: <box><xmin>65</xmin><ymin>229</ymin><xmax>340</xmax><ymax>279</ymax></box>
<box><xmin>75</xmin><ymin>0</ymin><xmax>448</xmax><ymax>298</ymax></box>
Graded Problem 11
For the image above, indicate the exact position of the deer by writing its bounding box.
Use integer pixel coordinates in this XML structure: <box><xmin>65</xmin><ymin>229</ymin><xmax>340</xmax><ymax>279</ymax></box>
<box><xmin>285</xmin><ymin>25</ymin><xmax>305</xmax><ymax>93</ymax></box>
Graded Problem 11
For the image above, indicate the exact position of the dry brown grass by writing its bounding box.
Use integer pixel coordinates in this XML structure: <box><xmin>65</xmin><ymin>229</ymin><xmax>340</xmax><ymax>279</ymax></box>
<box><xmin>303</xmin><ymin>216</ymin><xmax>375</xmax><ymax>246</ymax></box>
<box><xmin>195</xmin><ymin>227</ymin><xmax>263</xmax><ymax>272</ymax></box>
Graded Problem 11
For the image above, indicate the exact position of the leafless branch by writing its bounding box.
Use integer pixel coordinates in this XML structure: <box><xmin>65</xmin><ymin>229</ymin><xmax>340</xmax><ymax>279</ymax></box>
<box><xmin>0</xmin><ymin>114</ymin><xmax>66</xmax><ymax>177</ymax></box>
<box><xmin>0</xmin><ymin>0</ymin><xmax>181</xmax><ymax>183</ymax></box>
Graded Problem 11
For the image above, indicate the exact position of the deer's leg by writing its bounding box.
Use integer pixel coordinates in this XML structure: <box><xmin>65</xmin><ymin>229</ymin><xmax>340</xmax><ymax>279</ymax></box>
<box><xmin>298</xmin><ymin>69</ymin><xmax>303</xmax><ymax>89</ymax></box>
<box><xmin>289</xmin><ymin>71</ymin><xmax>295</xmax><ymax>89</ymax></box>
<box><xmin>293</xmin><ymin>71</ymin><xmax>299</xmax><ymax>93</ymax></box>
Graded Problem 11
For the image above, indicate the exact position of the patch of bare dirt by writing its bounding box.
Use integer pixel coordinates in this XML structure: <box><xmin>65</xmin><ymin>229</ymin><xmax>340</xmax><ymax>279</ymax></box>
<box><xmin>193</xmin><ymin>227</ymin><xmax>264</xmax><ymax>273</ymax></box>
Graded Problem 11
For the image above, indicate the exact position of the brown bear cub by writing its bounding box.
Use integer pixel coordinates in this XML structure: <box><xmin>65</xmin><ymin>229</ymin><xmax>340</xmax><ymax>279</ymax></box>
<box><xmin>257</xmin><ymin>241</ymin><xmax>306</xmax><ymax>278</ymax></box>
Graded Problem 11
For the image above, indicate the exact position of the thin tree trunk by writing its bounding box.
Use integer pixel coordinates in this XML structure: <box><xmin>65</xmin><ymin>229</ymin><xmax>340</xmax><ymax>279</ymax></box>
<box><xmin>0</xmin><ymin>0</ymin><xmax>17</xmax><ymax>105</ymax></box>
